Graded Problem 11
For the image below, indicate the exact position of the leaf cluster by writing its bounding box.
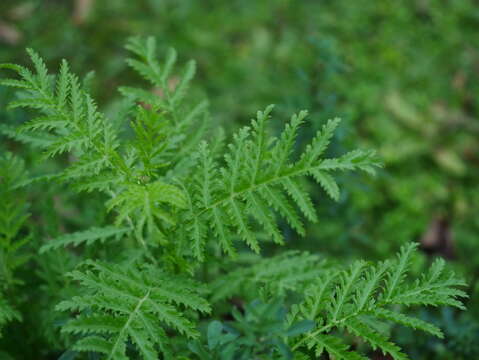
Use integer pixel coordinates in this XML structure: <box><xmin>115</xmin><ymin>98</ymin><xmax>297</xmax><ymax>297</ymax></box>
<box><xmin>190</xmin><ymin>300</ymin><xmax>314</xmax><ymax>360</ymax></box>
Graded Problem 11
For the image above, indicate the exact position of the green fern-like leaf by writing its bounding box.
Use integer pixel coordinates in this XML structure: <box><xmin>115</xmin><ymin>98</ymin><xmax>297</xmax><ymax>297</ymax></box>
<box><xmin>0</xmin><ymin>295</ymin><xmax>21</xmax><ymax>338</ymax></box>
<box><xmin>57</xmin><ymin>261</ymin><xmax>211</xmax><ymax>359</ymax></box>
<box><xmin>39</xmin><ymin>226</ymin><xmax>132</xmax><ymax>254</ymax></box>
<box><xmin>0</xmin><ymin>153</ymin><xmax>30</xmax><ymax>247</ymax></box>
<box><xmin>0</xmin><ymin>39</ymin><xmax>209</xmax><ymax>250</ymax></box>
<box><xmin>0</xmin><ymin>153</ymin><xmax>31</xmax><ymax>335</ymax></box>
<box><xmin>0</xmin><ymin>53</ymin><xmax>121</xmax><ymax>188</ymax></box>
<box><xmin>293</xmin><ymin>243</ymin><xmax>467</xmax><ymax>359</ymax></box>
<box><xmin>106</xmin><ymin>181</ymin><xmax>187</xmax><ymax>245</ymax></box>
<box><xmin>122</xmin><ymin>37</ymin><xmax>209</xmax><ymax>170</ymax></box>
<box><xmin>183</xmin><ymin>106</ymin><xmax>381</xmax><ymax>257</ymax></box>
<box><xmin>210</xmin><ymin>250</ymin><xmax>327</xmax><ymax>303</ymax></box>
<box><xmin>306</xmin><ymin>334</ymin><xmax>366</xmax><ymax>360</ymax></box>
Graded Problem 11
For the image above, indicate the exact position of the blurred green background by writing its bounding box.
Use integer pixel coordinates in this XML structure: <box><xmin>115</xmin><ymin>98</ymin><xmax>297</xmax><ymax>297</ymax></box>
<box><xmin>1</xmin><ymin>0</ymin><xmax>479</xmax><ymax>358</ymax></box>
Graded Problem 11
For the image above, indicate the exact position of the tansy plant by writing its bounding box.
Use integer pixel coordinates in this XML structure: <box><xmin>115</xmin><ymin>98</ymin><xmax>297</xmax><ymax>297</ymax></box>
<box><xmin>0</xmin><ymin>37</ymin><xmax>467</xmax><ymax>359</ymax></box>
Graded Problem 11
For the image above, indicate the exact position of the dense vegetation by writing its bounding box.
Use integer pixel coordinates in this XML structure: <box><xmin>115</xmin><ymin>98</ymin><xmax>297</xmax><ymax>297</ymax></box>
<box><xmin>0</xmin><ymin>1</ymin><xmax>478</xmax><ymax>359</ymax></box>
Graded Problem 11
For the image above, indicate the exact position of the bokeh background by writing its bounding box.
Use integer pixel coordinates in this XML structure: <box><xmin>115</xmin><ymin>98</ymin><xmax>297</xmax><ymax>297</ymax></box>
<box><xmin>1</xmin><ymin>1</ymin><xmax>479</xmax><ymax>358</ymax></box>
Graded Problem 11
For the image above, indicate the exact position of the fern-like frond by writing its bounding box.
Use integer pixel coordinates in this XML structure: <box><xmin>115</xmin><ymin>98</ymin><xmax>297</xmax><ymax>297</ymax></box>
<box><xmin>345</xmin><ymin>318</ymin><xmax>407</xmax><ymax>360</ymax></box>
<box><xmin>0</xmin><ymin>153</ymin><xmax>30</xmax><ymax>245</ymax></box>
<box><xmin>293</xmin><ymin>243</ymin><xmax>467</xmax><ymax>360</ymax></box>
<box><xmin>124</xmin><ymin>37</ymin><xmax>194</xmax><ymax>109</ymax></box>
<box><xmin>184</xmin><ymin>106</ymin><xmax>381</xmax><ymax>257</ymax></box>
<box><xmin>0</xmin><ymin>154</ymin><xmax>31</xmax><ymax>279</ymax></box>
<box><xmin>306</xmin><ymin>334</ymin><xmax>366</xmax><ymax>360</ymax></box>
<box><xmin>106</xmin><ymin>181</ymin><xmax>187</xmax><ymax>244</ymax></box>
<box><xmin>210</xmin><ymin>251</ymin><xmax>326</xmax><ymax>303</ymax></box>
<box><xmin>0</xmin><ymin>53</ymin><xmax>122</xmax><ymax>189</ymax></box>
<box><xmin>1</xmin><ymin>41</ymin><xmax>210</xmax><ymax>249</ymax></box>
<box><xmin>39</xmin><ymin>226</ymin><xmax>132</xmax><ymax>254</ymax></box>
<box><xmin>57</xmin><ymin>261</ymin><xmax>211</xmax><ymax>359</ymax></box>
<box><xmin>122</xmin><ymin>37</ymin><xmax>209</xmax><ymax>174</ymax></box>
<box><xmin>384</xmin><ymin>256</ymin><xmax>468</xmax><ymax>309</ymax></box>
<box><xmin>0</xmin><ymin>295</ymin><xmax>21</xmax><ymax>338</ymax></box>
<box><xmin>372</xmin><ymin>308</ymin><xmax>443</xmax><ymax>338</ymax></box>
<box><xmin>0</xmin><ymin>153</ymin><xmax>31</xmax><ymax>335</ymax></box>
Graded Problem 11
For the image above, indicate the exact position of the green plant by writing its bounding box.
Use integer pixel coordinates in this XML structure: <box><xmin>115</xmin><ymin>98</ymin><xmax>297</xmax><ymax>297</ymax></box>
<box><xmin>0</xmin><ymin>153</ymin><xmax>30</xmax><ymax>338</ymax></box>
<box><xmin>0</xmin><ymin>37</ymin><xmax>468</xmax><ymax>359</ymax></box>
<box><xmin>189</xmin><ymin>299</ymin><xmax>315</xmax><ymax>360</ymax></box>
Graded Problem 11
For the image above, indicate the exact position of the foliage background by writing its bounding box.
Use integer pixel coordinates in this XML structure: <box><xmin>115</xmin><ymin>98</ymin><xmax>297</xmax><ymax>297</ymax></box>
<box><xmin>1</xmin><ymin>0</ymin><xmax>478</xmax><ymax>358</ymax></box>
